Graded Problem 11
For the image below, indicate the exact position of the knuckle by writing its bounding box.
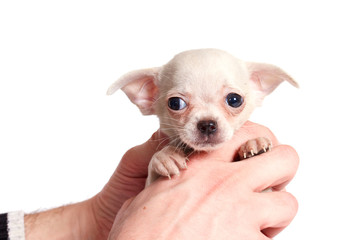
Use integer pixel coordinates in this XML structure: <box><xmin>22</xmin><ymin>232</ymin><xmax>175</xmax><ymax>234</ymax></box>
<box><xmin>245</xmin><ymin>121</ymin><xmax>278</xmax><ymax>145</ymax></box>
<box><xmin>259</xmin><ymin>124</ymin><xmax>274</xmax><ymax>136</ymax></box>
<box><xmin>281</xmin><ymin>192</ymin><xmax>299</xmax><ymax>216</ymax></box>
<box><xmin>256</xmin><ymin>123</ymin><xmax>276</xmax><ymax>142</ymax></box>
<box><xmin>277</xmin><ymin>145</ymin><xmax>300</xmax><ymax>168</ymax></box>
<box><xmin>121</xmin><ymin>146</ymin><xmax>137</xmax><ymax>160</ymax></box>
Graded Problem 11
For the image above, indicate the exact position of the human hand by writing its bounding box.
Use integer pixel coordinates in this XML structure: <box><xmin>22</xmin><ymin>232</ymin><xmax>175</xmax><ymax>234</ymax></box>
<box><xmin>24</xmin><ymin>130</ymin><xmax>167</xmax><ymax>240</ymax></box>
<box><xmin>107</xmin><ymin>122</ymin><xmax>299</xmax><ymax>239</ymax></box>
<box><xmin>24</xmin><ymin>122</ymin><xmax>297</xmax><ymax>240</ymax></box>
<box><xmin>91</xmin><ymin>121</ymin><xmax>279</xmax><ymax>238</ymax></box>
<box><xmin>89</xmin><ymin>130</ymin><xmax>169</xmax><ymax>239</ymax></box>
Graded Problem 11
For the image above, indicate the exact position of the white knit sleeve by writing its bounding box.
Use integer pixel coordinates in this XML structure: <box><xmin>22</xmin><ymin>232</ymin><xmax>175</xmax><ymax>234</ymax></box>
<box><xmin>7</xmin><ymin>211</ymin><xmax>25</xmax><ymax>240</ymax></box>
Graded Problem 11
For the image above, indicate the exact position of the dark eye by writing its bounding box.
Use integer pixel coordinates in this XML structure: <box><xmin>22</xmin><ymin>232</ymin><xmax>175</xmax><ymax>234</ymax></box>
<box><xmin>226</xmin><ymin>93</ymin><xmax>243</xmax><ymax>108</ymax></box>
<box><xmin>168</xmin><ymin>97</ymin><xmax>187</xmax><ymax>111</ymax></box>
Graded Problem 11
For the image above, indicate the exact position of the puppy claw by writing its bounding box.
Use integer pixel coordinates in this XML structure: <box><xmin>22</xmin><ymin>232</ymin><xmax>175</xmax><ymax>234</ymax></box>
<box><xmin>167</xmin><ymin>174</ymin><xmax>171</xmax><ymax>180</ymax></box>
<box><xmin>238</xmin><ymin>137</ymin><xmax>272</xmax><ymax>160</ymax></box>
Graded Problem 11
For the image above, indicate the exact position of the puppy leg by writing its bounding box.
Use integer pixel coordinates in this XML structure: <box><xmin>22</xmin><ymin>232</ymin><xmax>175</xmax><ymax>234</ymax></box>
<box><xmin>238</xmin><ymin>137</ymin><xmax>272</xmax><ymax>160</ymax></box>
<box><xmin>146</xmin><ymin>145</ymin><xmax>188</xmax><ymax>186</ymax></box>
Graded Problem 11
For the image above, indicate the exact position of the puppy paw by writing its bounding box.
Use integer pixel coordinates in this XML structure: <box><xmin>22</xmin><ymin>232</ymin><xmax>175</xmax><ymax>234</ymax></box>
<box><xmin>148</xmin><ymin>145</ymin><xmax>188</xmax><ymax>181</ymax></box>
<box><xmin>238</xmin><ymin>137</ymin><xmax>272</xmax><ymax>160</ymax></box>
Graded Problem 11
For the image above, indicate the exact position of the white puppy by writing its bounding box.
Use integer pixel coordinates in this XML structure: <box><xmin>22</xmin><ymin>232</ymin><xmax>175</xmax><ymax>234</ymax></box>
<box><xmin>107</xmin><ymin>49</ymin><xmax>298</xmax><ymax>186</ymax></box>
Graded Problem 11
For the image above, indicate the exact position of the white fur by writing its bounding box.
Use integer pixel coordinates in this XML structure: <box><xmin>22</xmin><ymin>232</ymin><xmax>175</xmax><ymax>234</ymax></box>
<box><xmin>107</xmin><ymin>49</ymin><xmax>298</xmax><ymax>186</ymax></box>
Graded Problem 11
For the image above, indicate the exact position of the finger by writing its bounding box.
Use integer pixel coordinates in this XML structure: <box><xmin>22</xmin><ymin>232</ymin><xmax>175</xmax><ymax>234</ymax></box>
<box><xmin>117</xmin><ymin>130</ymin><xmax>169</xmax><ymax>177</ymax></box>
<box><xmin>115</xmin><ymin>197</ymin><xmax>136</xmax><ymax>219</ymax></box>
<box><xmin>121</xmin><ymin>197</ymin><xmax>135</xmax><ymax>211</ymax></box>
<box><xmin>238</xmin><ymin>145</ymin><xmax>299</xmax><ymax>192</ymax></box>
<box><xmin>256</xmin><ymin>191</ymin><xmax>298</xmax><ymax>235</ymax></box>
<box><xmin>193</xmin><ymin>121</ymin><xmax>279</xmax><ymax>163</ymax></box>
<box><xmin>262</xmin><ymin>184</ymin><xmax>294</xmax><ymax>238</ymax></box>
<box><xmin>236</xmin><ymin>121</ymin><xmax>279</xmax><ymax>147</ymax></box>
<box><xmin>261</xmin><ymin>227</ymin><xmax>284</xmax><ymax>239</ymax></box>
<box><xmin>258</xmin><ymin>233</ymin><xmax>272</xmax><ymax>240</ymax></box>
<box><xmin>98</xmin><ymin>133</ymin><xmax>167</xmax><ymax>220</ymax></box>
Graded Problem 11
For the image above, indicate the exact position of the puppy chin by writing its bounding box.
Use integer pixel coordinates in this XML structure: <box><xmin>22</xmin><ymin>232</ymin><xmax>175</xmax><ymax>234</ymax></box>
<box><xmin>181</xmin><ymin>132</ymin><xmax>233</xmax><ymax>152</ymax></box>
<box><xmin>191</xmin><ymin>142</ymin><xmax>224</xmax><ymax>152</ymax></box>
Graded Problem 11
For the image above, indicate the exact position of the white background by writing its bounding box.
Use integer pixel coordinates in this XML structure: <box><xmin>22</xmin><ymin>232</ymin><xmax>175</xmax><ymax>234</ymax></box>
<box><xmin>1</xmin><ymin>1</ymin><xmax>345</xmax><ymax>239</ymax></box>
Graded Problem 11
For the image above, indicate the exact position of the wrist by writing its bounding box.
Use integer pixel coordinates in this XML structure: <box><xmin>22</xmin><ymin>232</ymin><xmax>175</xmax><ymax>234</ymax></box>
<box><xmin>24</xmin><ymin>200</ymin><xmax>99</xmax><ymax>240</ymax></box>
<box><xmin>89</xmin><ymin>194</ymin><xmax>116</xmax><ymax>240</ymax></box>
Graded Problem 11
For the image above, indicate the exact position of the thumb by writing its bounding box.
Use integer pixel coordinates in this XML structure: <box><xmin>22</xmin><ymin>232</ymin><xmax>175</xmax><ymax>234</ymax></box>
<box><xmin>117</xmin><ymin>130</ymin><xmax>169</xmax><ymax>178</ymax></box>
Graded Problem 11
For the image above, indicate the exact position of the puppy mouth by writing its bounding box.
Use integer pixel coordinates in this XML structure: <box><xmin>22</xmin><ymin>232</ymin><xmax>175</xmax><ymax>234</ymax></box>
<box><xmin>174</xmin><ymin>135</ymin><xmax>224</xmax><ymax>153</ymax></box>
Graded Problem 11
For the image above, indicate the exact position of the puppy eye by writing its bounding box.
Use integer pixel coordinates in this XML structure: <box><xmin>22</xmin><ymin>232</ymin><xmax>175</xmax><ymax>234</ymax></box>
<box><xmin>226</xmin><ymin>93</ymin><xmax>243</xmax><ymax>108</ymax></box>
<box><xmin>168</xmin><ymin>97</ymin><xmax>187</xmax><ymax>111</ymax></box>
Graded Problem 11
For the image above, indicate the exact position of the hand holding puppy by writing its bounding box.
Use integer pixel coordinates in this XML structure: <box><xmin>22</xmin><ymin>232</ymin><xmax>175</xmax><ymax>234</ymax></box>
<box><xmin>107</xmin><ymin>122</ymin><xmax>299</xmax><ymax>240</ymax></box>
<box><xmin>24</xmin><ymin>122</ymin><xmax>298</xmax><ymax>240</ymax></box>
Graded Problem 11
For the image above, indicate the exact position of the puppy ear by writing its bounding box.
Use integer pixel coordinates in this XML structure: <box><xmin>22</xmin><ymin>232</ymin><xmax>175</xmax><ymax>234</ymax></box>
<box><xmin>246</xmin><ymin>62</ymin><xmax>299</xmax><ymax>99</ymax></box>
<box><xmin>107</xmin><ymin>67</ymin><xmax>160</xmax><ymax>115</ymax></box>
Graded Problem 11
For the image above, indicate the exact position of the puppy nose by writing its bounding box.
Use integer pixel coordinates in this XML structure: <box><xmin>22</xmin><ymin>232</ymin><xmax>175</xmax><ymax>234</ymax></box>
<box><xmin>197</xmin><ymin>120</ymin><xmax>217</xmax><ymax>135</ymax></box>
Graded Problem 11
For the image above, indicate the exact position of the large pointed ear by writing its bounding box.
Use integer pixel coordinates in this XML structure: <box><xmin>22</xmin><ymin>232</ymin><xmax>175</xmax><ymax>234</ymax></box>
<box><xmin>246</xmin><ymin>62</ymin><xmax>299</xmax><ymax>99</ymax></box>
<box><xmin>106</xmin><ymin>67</ymin><xmax>160</xmax><ymax>115</ymax></box>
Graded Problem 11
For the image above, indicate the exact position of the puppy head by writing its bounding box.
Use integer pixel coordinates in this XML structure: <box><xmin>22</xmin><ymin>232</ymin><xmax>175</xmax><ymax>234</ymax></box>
<box><xmin>107</xmin><ymin>49</ymin><xmax>298</xmax><ymax>151</ymax></box>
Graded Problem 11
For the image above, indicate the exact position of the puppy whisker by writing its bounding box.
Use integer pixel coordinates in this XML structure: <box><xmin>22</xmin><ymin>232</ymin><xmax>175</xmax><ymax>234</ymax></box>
<box><xmin>107</xmin><ymin>48</ymin><xmax>298</xmax><ymax>186</ymax></box>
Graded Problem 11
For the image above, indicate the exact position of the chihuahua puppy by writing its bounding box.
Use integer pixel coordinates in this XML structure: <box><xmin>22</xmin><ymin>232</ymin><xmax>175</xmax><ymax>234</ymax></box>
<box><xmin>107</xmin><ymin>49</ymin><xmax>298</xmax><ymax>186</ymax></box>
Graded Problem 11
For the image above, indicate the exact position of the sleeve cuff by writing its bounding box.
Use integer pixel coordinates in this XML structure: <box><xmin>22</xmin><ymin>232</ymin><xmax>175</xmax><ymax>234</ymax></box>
<box><xmin>0</xmin><ymin>212</ymin><xmax>25</xmax><ymax>240</ymax></box>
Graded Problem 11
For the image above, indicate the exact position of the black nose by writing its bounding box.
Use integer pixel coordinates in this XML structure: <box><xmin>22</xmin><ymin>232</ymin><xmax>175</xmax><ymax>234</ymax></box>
<box><xmin>197</xmin><ymin>120</ymin><xmax>217</xmax><ymax>136</ymax></box>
